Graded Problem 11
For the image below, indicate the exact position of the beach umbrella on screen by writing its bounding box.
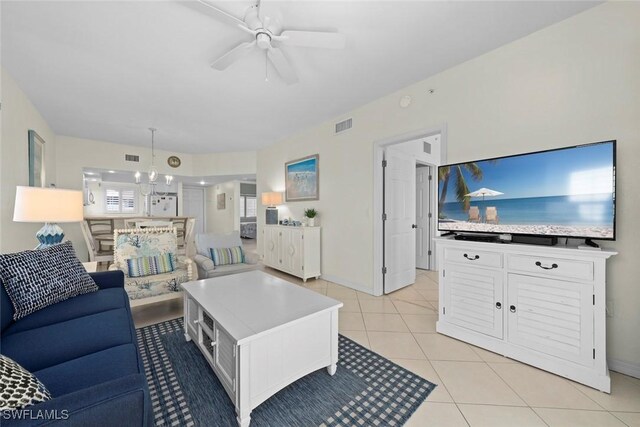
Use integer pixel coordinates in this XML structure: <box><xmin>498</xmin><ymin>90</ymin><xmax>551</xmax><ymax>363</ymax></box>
<box><xmin>465</xmin><ymin>187</ymin><xmax>504</xmax><ymax>202</ymax></box>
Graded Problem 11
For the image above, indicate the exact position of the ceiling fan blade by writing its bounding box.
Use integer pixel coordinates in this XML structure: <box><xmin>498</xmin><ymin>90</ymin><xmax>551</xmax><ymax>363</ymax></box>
<box><xmin>276</xmin><ymin>31</ymin><xmax>346</xmax><ymax>49</ymax></box>
<box><xmin>211</xmin><ymin>41</ymin><xmax>256</xmax><ymax>70</ymax></box>
<box><xmin>184</xmin><ymin>0</ymin><xmax>250</xmax><ymax>32</ymax></box>
<box><xmin>267</xmin><ymin>47</ymin><xmax>298</xmax><ymax>85</ymax></box>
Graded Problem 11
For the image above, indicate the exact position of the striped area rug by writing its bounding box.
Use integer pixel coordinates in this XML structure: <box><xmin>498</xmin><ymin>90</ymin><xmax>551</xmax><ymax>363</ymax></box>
<box><xmin>136</xmin><ymin>318</ymin><xmax>435</xmax><ymax>426</ymax></box>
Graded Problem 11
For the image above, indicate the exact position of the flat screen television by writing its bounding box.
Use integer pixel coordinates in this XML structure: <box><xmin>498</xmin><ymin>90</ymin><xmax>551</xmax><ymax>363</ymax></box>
<box><xmin>438</xmin><ymin>140</ymin><xmax>616</xmax><ymax>241</ymax></box>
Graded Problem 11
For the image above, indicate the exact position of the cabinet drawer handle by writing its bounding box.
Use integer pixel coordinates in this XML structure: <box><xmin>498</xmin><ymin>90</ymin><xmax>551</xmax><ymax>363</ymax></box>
<box><xmin>495</xmin><ymin>302</ymin><xmax>502</xmax><ymax>309</ymax></box>
<box><xmin>211</xmin><ymin>341</ymin><xmax>217</xmax><ymax>348</ymax></box>
<box><xmin>535</xmin><ymin>261</ymin><xmax>558</xmax><ymax>270</ymax></box>
<box><xmin>510</xmin><ymin>305</ymin><xmax>516</xmax><ymax>313</ymax></box>
<box><xmin>463</xmin><ymin>253</ymin><xmax>480</xmax><ymax>260</ymax></box>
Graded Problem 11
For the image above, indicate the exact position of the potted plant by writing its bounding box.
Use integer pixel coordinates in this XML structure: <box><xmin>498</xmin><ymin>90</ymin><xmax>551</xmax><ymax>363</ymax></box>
<box><xmin>304</xmin><ymin>208</ymin><xmax>318</xmax><ymax>227</ymax></box>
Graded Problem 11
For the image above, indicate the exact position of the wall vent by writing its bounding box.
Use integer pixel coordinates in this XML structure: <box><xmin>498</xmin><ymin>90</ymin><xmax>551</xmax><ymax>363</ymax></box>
<box><xmin>423</xmin><ymin>141</ymin><xmax>432</xmax><ymax>154</ymax></box>
<box><xmin>335</xmin><ymin>118</ymin><xmax>352</xmax><ymax>134</ymax></box>
<box><xmin>125</xmin><ymin>154</ymin><xmax>140</xmax><ymax>162</ymax></box>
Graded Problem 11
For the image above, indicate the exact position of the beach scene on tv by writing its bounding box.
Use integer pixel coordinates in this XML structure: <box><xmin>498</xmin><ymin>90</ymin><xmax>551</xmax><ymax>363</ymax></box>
<box><xmin>438</xmin><ymin>143</ymin><xmax>615</xmax><ymax>239</ymax></box>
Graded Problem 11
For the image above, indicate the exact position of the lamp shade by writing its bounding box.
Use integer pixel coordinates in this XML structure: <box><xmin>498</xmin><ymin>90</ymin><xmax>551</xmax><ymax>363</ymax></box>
<box><xmin>13</xmin><ymin>186</ymin><xmax>83</xmax><ymax>223</ymax></box>
<box><xmin>261</xmin><ymin>191</ymin><xmax>283</xmax><ymax>207</ymax></box>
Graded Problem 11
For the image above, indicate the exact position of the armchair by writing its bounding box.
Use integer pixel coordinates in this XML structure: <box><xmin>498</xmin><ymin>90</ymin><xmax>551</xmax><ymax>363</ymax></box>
<box><xmin>194</xmin><ymin>231</ymin><xmax>258</xmax><ymax>279</ymax></box>
<box><xmin>109</xmin><ymin>227</ymin><xmax>193</xmax><ymax>305</ymax></box>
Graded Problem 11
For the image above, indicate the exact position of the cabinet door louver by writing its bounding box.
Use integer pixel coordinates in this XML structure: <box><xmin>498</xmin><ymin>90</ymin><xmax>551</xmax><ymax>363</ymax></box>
<box><xmin>443</xmin><ymin>264</ymin><xmax>503</xmax><ymax>339</ymax></box>
<box><xmin>507</xmin><ymin>274</ymin><xmax>594</xmax><ymax>366</ymax></box>
<box><xmin>214</xmin><ymin>325</ymin><xmax>237</xmax><ymax>391</ymax></box>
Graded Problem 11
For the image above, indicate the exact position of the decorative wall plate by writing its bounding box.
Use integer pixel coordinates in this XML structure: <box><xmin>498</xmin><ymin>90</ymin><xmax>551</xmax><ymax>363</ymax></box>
<box><xmin>167</xmin><ymin>156</ymin><xmax>181</xmax><ymax>168</ymax></box>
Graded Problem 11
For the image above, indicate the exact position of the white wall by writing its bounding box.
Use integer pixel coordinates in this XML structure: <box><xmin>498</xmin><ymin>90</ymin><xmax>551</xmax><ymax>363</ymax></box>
<box><xmin>205</xmin><ymin>180</ymin><xmax>240</xmax><ymax>234</ymax></box>
<box><xmin>0</xmin><ymin>69</ymin><xmax>57</xmax><ymax>253</ymax></box>
<box><xmin>257</xmin><ymin>3</ymin><xmax>640</xmax><ymax>368</ymax></box>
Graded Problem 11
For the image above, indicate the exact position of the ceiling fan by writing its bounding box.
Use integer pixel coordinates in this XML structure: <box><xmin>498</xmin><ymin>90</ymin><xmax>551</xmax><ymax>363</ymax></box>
<box><xmin>186</xmin><ymin>0</ymin><xmax>346</xmax><ymax>84</ymax></box>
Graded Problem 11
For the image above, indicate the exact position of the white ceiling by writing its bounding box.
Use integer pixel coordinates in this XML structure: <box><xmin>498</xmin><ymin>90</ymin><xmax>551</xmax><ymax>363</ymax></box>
<box><xmin>2</xmin><ymin>1</ymin><xmax>598</xmax><ymax>154</ymax></box>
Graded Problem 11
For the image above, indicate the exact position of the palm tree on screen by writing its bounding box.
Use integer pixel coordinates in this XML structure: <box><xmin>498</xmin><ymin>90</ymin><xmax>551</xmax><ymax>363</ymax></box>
<box><xmin>438</xmin><ymin>163</ymin><xmax>483</xmax><ymax>214</ymax></box>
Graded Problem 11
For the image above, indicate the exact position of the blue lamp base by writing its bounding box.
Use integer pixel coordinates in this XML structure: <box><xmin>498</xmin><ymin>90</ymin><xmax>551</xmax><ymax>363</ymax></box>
<box><xmin>36</xmin><ymin>223</ymin><xmax>65</xmax><ymax>249</ymax></box>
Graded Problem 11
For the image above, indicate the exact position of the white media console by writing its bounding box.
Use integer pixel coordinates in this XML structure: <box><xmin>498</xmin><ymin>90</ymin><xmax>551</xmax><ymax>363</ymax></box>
<box><xmin>434</xmin><ymin>237</ymin><xmax>617</xmax><ymax>392</ymax></box>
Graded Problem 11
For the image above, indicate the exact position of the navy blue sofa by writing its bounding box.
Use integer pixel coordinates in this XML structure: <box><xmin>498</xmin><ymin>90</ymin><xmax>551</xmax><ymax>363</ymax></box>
<box><xmin>1</xmin><ymin>271</ymin><xmax>152</xmax><ymax>426</ymax></box>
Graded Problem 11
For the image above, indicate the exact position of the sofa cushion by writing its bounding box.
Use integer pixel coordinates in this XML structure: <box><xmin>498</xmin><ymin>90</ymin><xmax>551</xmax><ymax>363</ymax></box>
<box><xmin>0</xmin><ymin>242</ymin><xmax>98</xmax><ymax>321</ymax></box>
<box><xmin>3</xmin><ymin>288</ymin><xmax>128</xmax><ymax>336</ymax></box>
<box><xmin>210</xmin><ymin>246</ymin><xmax>245</xmax><ymax>266</ymax></box>
<box><xmin>0</xmin><ymin>354</ymin><xmax>52</xmax><ymax>409</ymax></box>
<box><xmin>203</xmin><ymin>263</ymin><xmax>257</xmax><ymax>278</ymax></box>
<box><xmin>1</xmin><ymin>308</ymin><xmax>134</xmax><ymax>372</ymax></box>
<box><xmin>33</xmin><ymin>344</ymin><xmax>141</xmax><ymax>397</ymax></box>
<box><xmin>124</xmin><ymin>268</ymin><xmax>189</xmax><ymax>300</ymax></box>
<box><xmin>126</xmin><ymin>253</ymin><xmax>176</xmax><ymax>278</ymax></box>
<box><xmin>195</xmin><ymin>231</ymin><xmax>242</xmax><ymax>257</ymax></box>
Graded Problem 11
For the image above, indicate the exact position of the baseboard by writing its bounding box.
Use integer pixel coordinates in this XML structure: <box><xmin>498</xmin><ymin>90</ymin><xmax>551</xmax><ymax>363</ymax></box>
<box><xmin>608</xmin><ymin>358</ymin><xmax>640</xmax><ymax>379</ymax></box>
<box><xmin>321</xmin><ymin>274</ymin><xmax>378</xmax><ymax>295</ymax></box>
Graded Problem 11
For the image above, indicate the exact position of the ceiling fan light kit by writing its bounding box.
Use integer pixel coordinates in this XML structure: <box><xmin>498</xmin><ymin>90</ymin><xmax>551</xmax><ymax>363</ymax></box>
<box><xmin>190</xmin><ymin>0</ymin><xmax>346</xmax><ymax>85</ymax></box>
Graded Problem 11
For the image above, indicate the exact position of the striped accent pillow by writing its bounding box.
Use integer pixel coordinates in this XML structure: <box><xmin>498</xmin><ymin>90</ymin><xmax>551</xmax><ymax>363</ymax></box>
<box><xmin>209</xmin><ymin>247</ymin><xmax>245</xmax><ymax>266</ymax></box>
<box><xmin>126</xmin><ymin>253</ymin><xmax>176</xmax><ymax>278</ymax></box>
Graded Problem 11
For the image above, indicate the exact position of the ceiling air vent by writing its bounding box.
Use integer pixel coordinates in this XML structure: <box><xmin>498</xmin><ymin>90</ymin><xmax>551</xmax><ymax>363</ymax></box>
<box><xmin>125</xmin><ymin>154</ymin><xmax>140</xmax><ymax>162</ymax></box>
<box><xmin>335</xmin><ymin>118</ymin><xmax>352</xmax><ymax>134</ymax></box>
<box><xmin>423</xmin><ymin>141</ymin><xmax>432</xmax><ymax>154</ymax></box>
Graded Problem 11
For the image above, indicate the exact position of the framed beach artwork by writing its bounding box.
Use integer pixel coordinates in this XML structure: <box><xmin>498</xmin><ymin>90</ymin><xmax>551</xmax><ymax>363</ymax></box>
<box><xmin>285</xmin><ymin>154</ymin><xmax>319</xmax><ymax>202</ymax></box>
<box><xmin>28</xmin><ymin>130</ymin><xmax>46</xmax><ymax>187</ymax></box>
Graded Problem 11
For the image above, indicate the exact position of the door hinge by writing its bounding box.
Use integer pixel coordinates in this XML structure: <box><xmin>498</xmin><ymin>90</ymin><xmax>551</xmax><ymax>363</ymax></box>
<box><xmin>442</xmin><ymin>307</ymin><xmax>445</xmax><ymax>315</ymax></box>
<box><xmin>382</xmin><ymin>160</ymin><xmax>388</xmax><ymax>168</ymax></box>
<box><xmin>382</xmin><ymin>267</ymin><xmax>387</xmax><ymax>275</ymax></box>
<box><xmin>428</xmin><ymin>250</ymin><xmax>432</xmax><ymax>256</ymax></box>
<box><xmin>382</xmin><ymin>213</ymin><xmax>387</xmax><ymax>221</ymax></box>
<box><xmin>593</xmin><ymin>348</ymin><xmax>596</xmax><ymax>359</ymax></box>
<box><xmin>593</xmin><ymin>295</ymin><xmax>595</xmax><ymax>305</ymax></box>
<box><xmin>428</xmin><ymin>175</ymin><xmax>432</xmax><ymax>181</ymax></box>
<box><xmin>443</xmin><ymin>269</ymin><xmax>445</xmax><ymax>277</ymax></box>
<box><xmin>302</xmin><ymin>235</ymin><xmax>304</xmax><ymax>240</ymax></box>
<box><xmin>302</xmin><ymin>265</ymin><xmax>304</xmax><ymax>271</ymax></box>
<box><xmin>428</xmin><ymin>212</ymin><xmax>432</xmax><ymax>218</ymax></box>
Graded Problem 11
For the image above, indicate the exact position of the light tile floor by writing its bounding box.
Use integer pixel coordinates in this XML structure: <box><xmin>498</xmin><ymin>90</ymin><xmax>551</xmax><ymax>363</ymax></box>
<box><xmin>132</xmin><ymin>268</ymin><xmax>640</xmax><ymax>427</ymax></box>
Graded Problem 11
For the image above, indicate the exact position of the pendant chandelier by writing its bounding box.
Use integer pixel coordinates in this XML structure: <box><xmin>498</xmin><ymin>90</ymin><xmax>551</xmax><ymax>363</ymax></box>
<box><xmin>135</xmin><ymin>128</ymin><xmax>173</xmax><ymax>197</ymax></box>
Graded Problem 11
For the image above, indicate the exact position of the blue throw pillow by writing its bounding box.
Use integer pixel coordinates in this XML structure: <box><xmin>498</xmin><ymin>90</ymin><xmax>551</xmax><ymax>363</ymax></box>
<box><xmin>0</xmin><ymin>241</ymin><xmax>99</xmax><ymax>321</ymax></box>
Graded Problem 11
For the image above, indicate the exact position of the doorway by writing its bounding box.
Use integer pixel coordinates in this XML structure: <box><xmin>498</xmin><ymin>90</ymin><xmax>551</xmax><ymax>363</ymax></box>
<box><xmin>182</xmin><ymin>187</ymin><xmax>205</xmax><ymax>235</ymax></box>
<box><xmin>416</xmin><ymin>164</ymin><xmax>432</xmax><ymax>270</ymax></box>
<box><xmin>374</xmin><ymin>128</ymin><xmax>446</xmax><ymax>296</ymax></box>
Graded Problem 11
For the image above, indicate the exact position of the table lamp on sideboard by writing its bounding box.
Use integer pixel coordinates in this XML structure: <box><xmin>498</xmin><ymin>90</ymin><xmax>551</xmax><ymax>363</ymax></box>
<box><xmin>261</xmin><ymin>192</ymin><xmax>283</xmax><ymax>225</ymax></box>
<box><xmin>13</xmin><ymin>186</ymin><xmax>84</xmax><ymax>248</ymax></box>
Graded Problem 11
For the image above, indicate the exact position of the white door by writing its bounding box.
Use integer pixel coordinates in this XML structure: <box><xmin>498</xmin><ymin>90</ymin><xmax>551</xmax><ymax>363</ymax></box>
<box><xmin>443</xmin><ymin>264</ymin><xmax>503</xmax><ymax>339</ymax></box>
<box><xmin>183</xmin><ymin>187</ymin><xmax>205</xmax><ymax>235</ymax></box>
<box><xmin>281</xmin><ymin>228</ymin><xmax>303</xmax><ymax>276</ymax></box>
<box><xmin>416</xmin><ymin>166</ymin><xmax>432</xmax><ymax>270</ymax></box>
<box><xmin>263</xmin><ymin>227</ymin><xmax>279</xmax><ymax>267</ymax></box>
<box><xmin>507</xmin><ymin>274</ymin><xmax>594</xmax><ymax>366</ymax></box>
<box><xmin>384</xmin><ymin>147</ymin><xmax>417</xmax><ymax>293</ymax></box>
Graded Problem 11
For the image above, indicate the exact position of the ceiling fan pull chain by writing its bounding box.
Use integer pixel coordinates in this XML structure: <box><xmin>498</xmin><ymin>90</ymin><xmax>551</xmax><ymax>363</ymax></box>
<box><xmin>265</xmin><ymin>51</ymin><xmax>269</xmax><ymax>82</ymax></box>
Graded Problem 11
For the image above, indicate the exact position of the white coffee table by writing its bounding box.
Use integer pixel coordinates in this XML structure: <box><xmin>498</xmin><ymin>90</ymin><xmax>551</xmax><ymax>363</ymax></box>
<box><xmin>181</xmin><ymin>270</ymin><xmax>343</xmax><ymax>427</ymax></box>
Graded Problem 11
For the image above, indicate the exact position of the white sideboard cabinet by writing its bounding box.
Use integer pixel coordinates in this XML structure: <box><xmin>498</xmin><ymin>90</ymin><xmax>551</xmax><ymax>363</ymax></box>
<box><xmin>263</xmin><ymin>225</ymin><xmax>321</xmax><ymax>282</ymax></box>
<box><xmin>434</xmin><ymin>237</ymin><xmax>617</xmax><ymax>392</ymax></box>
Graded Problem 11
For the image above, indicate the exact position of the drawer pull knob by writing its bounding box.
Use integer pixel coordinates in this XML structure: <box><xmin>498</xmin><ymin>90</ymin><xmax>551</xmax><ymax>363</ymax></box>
<box><xmin>211</xmin><ymin>341</ymin><xmax>217</xmax><ymax>348</ymax></box>
<box><xmin>510</xmin><ymin>305</ymin><xmax>517</xmax><ymax>313</ymax></box>
<box><xmin>535</xmin><ymin>261</ymin><xmax>558</xmax><ymax>270</ymax></box>
<box><xmin>463</xmin><ymin>253</ymin><xmax>480</xmax><ymax>260</ymax></box>
<box><xmin>496</xmin><ymin>302</ymin><xmax>502</xmax><ymax>309</ymax></box>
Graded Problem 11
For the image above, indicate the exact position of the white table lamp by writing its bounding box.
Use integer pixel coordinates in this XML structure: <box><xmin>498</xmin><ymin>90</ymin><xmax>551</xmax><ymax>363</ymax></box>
<box><xmin>13</xmin><ymin>186</ymin><xmax>84</xmax><ymax>248</ymax></box>
<box><xmin>261</xmin><ymin>192</ymin><xmax>283</xmax><ymax>225</ymax></box>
